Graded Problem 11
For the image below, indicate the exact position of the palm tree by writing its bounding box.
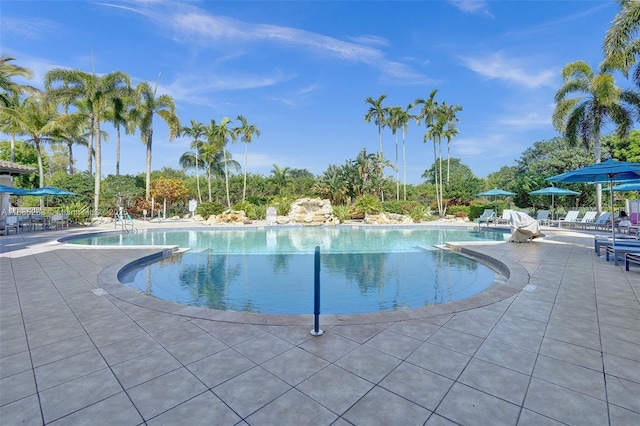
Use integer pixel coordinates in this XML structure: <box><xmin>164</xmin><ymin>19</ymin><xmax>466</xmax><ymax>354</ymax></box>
<box><xmin>0</xmin><ymin>93</ymin><xmax>60</xmax><ymax>189</ymax></box>
<box><xmin>0</xmin><ymin>55</ymin><xmax>34</xmax><ymax>107</ymax></box>
<box><xmin>385</xmin><ymin>105</ymin><xmax>404</xmax><ymax>200</ymax></box>
<box><xmin>413</xmin><ymin>90</ymin><xmax>440</xmax><ymax>212</ymax></box>
<box><xmin>233</xmin><ymin>115</ymin><xmax>261</xmax><ymax>202</ymax></box>
<box><xmin>181</xmin><ymin>119</ymin><xmax>206</xmax><ymax>203</ymax></box>
<box><xmin>603</xmin><ymin>0</ymin><xmax>640</xmax><ymax>82</ymax></box>
<box><xmin>105</xmin><ymin>92</ymin><xmax>133</xmax><ymax>176</ymax></box>
<box><xmin>400</xmin><ymin>105</ymin><xmax>413</xmax><ymax>201</ymax></box>
<box><xmin>439</xmin><ymin>102</ymin><xmax>462</xmax><ymax>185</ymax></box>
<box><xmin>553</xmin><ymin>60</ymin><xmax>640</xmax><ymax>212</ymax></box>
<box><xmin>44</xmin><ymin>68</ymin><xmax>131</xmax><ymax>215</ymax></box>
<box><xmin>364</xmin><ymin>95</ymin><xmax>387</xmax><ymax>157</ymax></box>
<box><xmin>129</xmin><ymin>80</ymin><xmax>181</xmax><ymax>199</ymax></box>
<box><xmin>216</xmin><ymin>117</ymin><xmax>235</xmax><ymax>208</ymax></box>
<box><xmin>270</xmin><ymin>164</ymin><xmax>291</xmax><ymax>195</ymax></box>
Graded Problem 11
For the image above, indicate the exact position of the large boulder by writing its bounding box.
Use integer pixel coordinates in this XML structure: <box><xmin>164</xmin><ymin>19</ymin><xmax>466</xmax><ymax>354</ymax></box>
<box><xmin>287</xmin><ymin>198</ymin><xmax>338</xmax><ymax>226</ymax></box>
<box><xmin>364</xmin><ymin>212</ymin><xmax>413</xmax><ymax>225</ymax></box>
<box><xmin>210</xmin><ymin>209</ymin><xmax>247</xmax><ymax>224</ymax></box>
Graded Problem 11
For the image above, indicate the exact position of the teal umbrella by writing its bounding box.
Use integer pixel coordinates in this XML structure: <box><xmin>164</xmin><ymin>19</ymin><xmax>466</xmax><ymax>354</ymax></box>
<box><xmin>529</xmin><ymin>187</ymin><xmax>580</xmax><ymax>221</ymax></box>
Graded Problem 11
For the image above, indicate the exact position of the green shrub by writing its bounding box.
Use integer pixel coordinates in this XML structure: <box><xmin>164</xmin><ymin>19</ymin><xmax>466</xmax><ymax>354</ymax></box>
<box><xmin>270</xmin><ymin>196</ymin><xmax>292</xmax><ymax>216</ymax></box>
<box><xmin>400</xmin><ymin>201</ymin><xmax>424</xmax><ymax>215</ymax></box>
<box><xmin>448</xmin><ymin>205</ymin><xmax>470</xmax><ymax>218</ymax></box>
<box><xmin>354</xmin><ymin>194</ymin><xmax>382</xmax><ymax>215</ymax></box>
<box><xmin>468</xmin><ymin>202</ymin><xmax>494</xmax><ymax>220</ymax></box>
<box><xmin>408</xmin><ymin>205</ymin><xmax>427</xmax><ymax>223</ymax></box>
<box><xmin>332</xmin><ymin>205</ymin><xmax>350</xmax><ymax>222</ymax></box>
<box><xmin>382</xmin><ymin>201</ymin><xmax>403</xmax><ymax>214</ymax></box>
<box><xmin>195</xmin><ymin>202</ymin><xmax>226</xmax><ymax>220</ymax></box>
<box><xmin>232</xmin><ymin>201</ymin><xmax>264</xmax><ymax>220</ymax></box>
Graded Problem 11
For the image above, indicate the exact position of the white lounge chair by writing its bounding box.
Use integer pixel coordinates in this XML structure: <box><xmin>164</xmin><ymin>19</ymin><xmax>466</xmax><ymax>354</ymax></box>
<box><xmin>495</xmin><ymin>209</ymin><xmax>513</xmax><ymax>225</ymax></box>
<box><xmin>476</xmin><ymin>209</ymin><xmax>495</xmax><ymax>228</ymax></box>
<box><xmin>551</xmin><ymin>210</ymin><xmax>579</xmax><ymax>228</ymax></box>
<box><xmin>577</xmin><ymin>211</ymin><xmax>598</xmax><ymax>229</ymax></box>
<box><xmin>535</xmin><ymin>210</ymin><xmax>550</xmax><ymax>226</ymax></box>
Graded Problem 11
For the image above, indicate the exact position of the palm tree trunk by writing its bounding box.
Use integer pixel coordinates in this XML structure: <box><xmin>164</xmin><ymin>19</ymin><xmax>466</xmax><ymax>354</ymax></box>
<box><xmin>243</xmin><ymin>142</ymin><xmax>248</xmax><ymax>202</ymax></box>
<box><xmin>195</xmin><ymin>151</ymin><xmax>202</xmax><ymax>204</ymax></box>
<box><xmin>433</xmin><ymin>140</ymin><xmax>439</xmax><ymax>215</ymax></box>
<box><xmin>10</xmin><ymin>134</ymin><xmax>15</xmax><ymax>162</ymax></box>
<box><xmin>207</xmin><ymin>165</ymin><xmax>212</xmax><ymax>202</ymax></box>
<box><xmin>395</xmin><ymin>132</ymin><xmax>399</xmax><ymax>201</ymax></box>
<box><xmin>115</xmin><ymin>125</ymin><xmax>121</xmax><ymax>176</ymax></box>
<box><xmin>438</xmin><ymin>138</ymin><xmax>444</xmax><ymax>215</ymax></box>
<box><xmin>223</xmin><ymin>149</ymin><xmax>231</xmax><ymax>209</ymax></box>
<box><xmin>594</xmin><ymin>133</ymin><xmax>603</xmax><ymax>213</ymax></box>
<box><xmin>145</xmin><ymin>131</ymin><xmax>153</xmax><ymax>200</ymax></box>
<box><xmin>94</xmin><ymin>122</ymin><xmax>102</xmax><ymax>217</ymax></box>
<box><xmin>67</xmin><ymin>141</ymin><xmax>74</xmax><ymax>175</ymax></box>
<box><xmin>401</xmin><ymin>129</ymin><xmax>406</xmax><ymax>201</ymax></box>
<box><xmin>34</xmin><ymin>138</ymin><xmax>44</xmax><ymax>209</ymax></box>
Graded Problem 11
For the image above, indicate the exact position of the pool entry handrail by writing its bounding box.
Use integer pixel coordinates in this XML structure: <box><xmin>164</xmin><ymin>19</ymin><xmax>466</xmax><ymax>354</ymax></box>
<box><xmin>310</xmin><ymin>245</ymin><xmax>324</xmax><ymax>336</ymax></box>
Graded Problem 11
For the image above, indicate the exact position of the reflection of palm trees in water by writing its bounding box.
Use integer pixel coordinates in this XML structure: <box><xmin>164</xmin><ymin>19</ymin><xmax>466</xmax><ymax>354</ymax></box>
<box><xmin>178</xmin><ymin>252</ymin><xmax>243</xmax><ymax>310</ymax></box>
<box><xmin>426</xmin><ymin>249</ymin><xmax>478</xmax><ymax>304</ymax></box>
<box><xmin>322</xmin><ymin>252</ymin><xmax>389</xmax><ymax>294</ymax></box>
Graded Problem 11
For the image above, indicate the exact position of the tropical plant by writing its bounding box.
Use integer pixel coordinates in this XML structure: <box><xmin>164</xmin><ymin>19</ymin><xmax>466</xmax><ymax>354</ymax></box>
<box><xmin>195</xmin><ymin>201</ymin><xmax>226</xmax><ymax>220</ymax></box>
<box><xmin>129</xmin><ymin>79</ymin><xmax>181</xmax><ymax>200</ymax></box>
<box><xmin>216</xmin><ymin>117</ymin><xmax>235</xmax><ymax>208</ymax></box>
<box><xmin>552</xmin><ymin>60</ymin><xmax>640</xmax><ymax>211</ymax></box>
<box><xmin>602</xmin><ymin>0</ymin><xmax>640</xmax><ymax>82</ymax></box>
<box><xmin>332</xmin><ymin>205</ymin><xmax>350</xmax><ymax>222</ymax></box>
<box><xmin>364</xmin><ymin>94</ymin><xmax>387</xmax><ymax>157</ymax></box>
<box><xmin>385</xmin><ymin>105</ymin><xmax>404</xmax><ymax>201</ymax></box>
<box><xmin>413</xmin><ymin>90</ymin><xmax>440</xmax><ymax>212</ymax></box>
<box><xmin>0</xmin><ymin>55</ymin><xmax>34</xmax><ymax>107</ymax></box>
<box><xmin>270</xmin><ymin>164</ymin><xmax>291</xmax><ymax>195</ymax></box>
<box><xmin>354</xmin><ymin>194</ymin><xmax>382</xmax><ymax>216</ymax></box>
<box><xmin>181</xmin><ymin>119</ymin><xmax>206</xmax><ymax>203</ymax></box>
<box><xmin>233</xmin><ymin>115</ymin><xmax>261</xmax><ymax>202</ymax></box>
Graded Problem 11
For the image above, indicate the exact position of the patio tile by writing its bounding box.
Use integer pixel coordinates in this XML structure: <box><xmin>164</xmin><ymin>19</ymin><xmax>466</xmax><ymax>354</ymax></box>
<box><xmin>112</xmin><ymin>349</ymin><xmax>181</xmax><ymax>389</ymax></box>
<box><xmin>363</xmin><ymin>329</ymin><xmax>423</xmax><ymax>359</ymax></box>
<box><xmin>458</xmin><ymin>358</ymin><xmax>530</xmax><ymax>405</ymax></box>
<box><xmin>146</xmin><ymin>391</ymin><xmax>241</xmax><ymax>426</ymax></box>
<box><xmin>600</xmin><ymin>322</ymin><xmax>640</xmax><ymax>346</ymax></box>
<box><xmin>0</xmin><ymin>394</ymin><xmax>42</xmax><ymax>426</ymax></box>
<box><xmin>539</xmin><ymin>337</ymin><xmax>603</xmax><ymax>371</ymax></box>
<box><xmin>601</xmin><ymin>335</ymin><xmax>640</xmax><ymax>362</ymax></box>
<box><xmin>0</xmin><ymin>350</ymin><xmax>32</xmax><ymax>379</ymax></box>
<box><xmin>379</xmin><ymin>362</ymin><xmax>453</xmax><ymax>411</ymax></box>
<box><xmin>609</xmin><ymin>404</ymin><xmax>640</xmax><ymax>426</ymax></box>
<box><xmin>517</xmin><ymin>409</ymin><xmax>565</xmax><ymax>425</ymax></box>
<box><xmin>474</xmin><ymin>338</ymin><xmax>537</xmax><ymax>375</ymax></box>
<box><xmin>523</xmin><ymin>377</ymin><xmax>609</xmax><ymax>425</ymax></box>
<box><xmin>335</xmin><ymin>345</ymin><xmax>402</xmax><ymax>384</ymax></box>
<box><xmin>544</xmin><ymin>323</ymin><xmax>601</xmax><ymax>351</ymax></box>
<box><xmin>435</xmin><ymin>383</ymin><xmax>520</xmax><ymax>426</ymax></box>
<box><xmin>89</xmin><ymin>322</ymin><xmax>147</xmax><ymax>348</ymax></box>
<box><xmin>386</xmin><ymin>319</ymin><xmax>440</xmax><ymax>340</ymax></box>
<box><xmin>486</xmin><ymin>326</ymin><xmax>543</xmax><ymax>353</ymax></box>
<box><xmin>606</xmin><ymin>375</ymin><xmax>640</xmax><ymax>413</ymax></box>
<box><xmin>34</xmin><ymin>349</ymin><xmax>108</xmax><ymax>391</ymax></box>
<box><xmin>343</xmin><ymin>386</ymin><xmax>431</xmax><ymax>426</ymax></box>
<box><xmin>147</xmin><ymin>321</ymin><xmax>207</xmax><ymax>347</ymax></box>
<box><xmin>246</xmin><ymin>388</ymin><xmax>338</xmax><ymax>426</ymax></box>
<box><xmin>298</xmin><ymin>332</ymin><xmax>359</xmax><ymax>363</ymax></box>
<box><xmin>127</xmin><ymin>368</ymin><xmax>207</xmax><ymax>420</ymax></box>
<box><xmin>48</xmin><ymin>392</ymin><xmax>142</xmax><ymax>425</ymax></box>
<box><xmin>98</xmin><ymin>333</ymin><xmax>163</xmax><ymax>366</ymax></box>
<box><xmin>442</xmin><ymin>314</ymin><xmax>495</xmax><ymax>338</ymax></box>
<box><xmin>330</xmin><ymin>324</ymin><xmax>386</xmax><ymax>343</ymax></box>
<box><xmin>427</xmin><ymin>327</ymin><xmax>483</xmax><ymax>356</ymax></box>
<box><xmin>0</xmin><ymin>369</ymin><xmax>36</xmax><ymax>406</ymax></box>
<box><xmin>0</xmin><ymin>321</ymin><xmax>25</xmax><ymax>342</ymax></box>
<box><xmin>165</xmin><ymin>333</ymin><xmax>228</xmax><ymax>365</ymax></box>
<box><xmin>505</xmin><ymin>298</ymin><xmax>553</xmax><ymax>322</ymax></box>
<box><xmin>261</xmin><ymin>347</ymin><xmax>329</xmax><ymax>386</ymax></box>
<box><xmin>233</xmin><ymin>333</ymin><xmax>293</xmax><ymax>364</ymax></box>
<box><xmin>26</xmin><ymin>323</ymin><xmax>86</xmax><ymax>349</ymax></box>
<box><xmin>207</xmin><ymin>323</ymin><xmax>265</xmax><ymax>346</ymax></box>
<box><xmin>424</xmin><ymin>413</ymin><xmax>459</xmax><ymax>425</ymax></box>
<box><xmin>187</xmin><ymin>348</ymin><xmax>256</xmax><ymax>388</ymax></box>
<box><xmin>406</xmin><ymin>342</ymin><xmax>470</xmax><ymax>380</ymax></box>
<box><xmin>265</xmin><ymin>325</ymin><xmax>315</xmax><ymax>345</ymax></box>
<box><xmin>603</xmin><ymin>352</ymin><xmax>640</xmax><ymax>383</ymax></box>
<box><xmin>0</xmin><ymin>334</ymin><xmax>28</xmax><ymax>358</ymax></box>
<box><xmin>297</xmin><ymin>364</ymin><xmax>373</xmax><ymax>415</ymax></box>
<box><xmin>213</xmin><ymin>367</ymin><xmax>290</xmax><ymax>418</ymax></box>
<box><xmin>39</xmin><ymin>368</ymin><xmax>122</xmax><ymax>424</ymax></box>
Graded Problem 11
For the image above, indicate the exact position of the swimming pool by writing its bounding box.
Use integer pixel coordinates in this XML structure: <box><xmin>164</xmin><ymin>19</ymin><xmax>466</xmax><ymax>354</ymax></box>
<box><xmin>71</xmin><ymin>226</ymin><xmax>508</xmax><ymax>315</ymax></box>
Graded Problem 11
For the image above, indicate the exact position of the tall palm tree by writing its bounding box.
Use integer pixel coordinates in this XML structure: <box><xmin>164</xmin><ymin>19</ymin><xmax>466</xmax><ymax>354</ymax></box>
<box><xmin>553</xmin><ymin>60</ymin><xmax>639</xmax><ymax>212</ymax></box>
<box><xmin>439</xmin><ymin>102</ymin><xmax>462</xmax><ymax>185</ymax></box>
<box><xmin>181</xmin><ymin>119</ymin><xmax>206</xmax><ymax>203</ymax></box>
<box><xmin>385</xmin><ymin>105</ymin><xmax>404</xmax><ymax>200</ymax></box>
<box><xmin>0</xmin><ymin>93</ymin><xmax>61</xmax><ymax>189</ymax></box>
<box><xmin>0</xmin><ymin>55</ymin><xmax>34</xmax><ymax>107</ymax></box>
<box><xmin>44</xmin><ymin>68</ymin><xmax>131</xmax><ymax>215</ymax></box>
<box><xmin>270</xmin><ymin>164</ymin><xmax>291</xmax><ymax>195</ymax></box>
<box><xmin>233</xmin><ymin>115</ymin><xmax>261</xmax><ymax>202</ymax></box>
<box><xmin>364</xmin><ymin>94</ymin><xmax>387</xmax><ymax>157</ymax></box>
<box><xmin>400</xmin><ymin>105</ymin><xmax>413</xmax><ymax>201</ymax></box>
<box><xmin>413</xmin><ymin>90</ymin><xmax>440</xmax><ymax>212</ymax></box>
<box><xmin>603</xmin><ymin>0</ymin><xmax>640</xmax><ymax>82</ymax></box>
<box><xmin>216</xmin><ymin>117</ymin><xmax>235</xmax><ymax>208</ymax></box>
<box><xmin>105</xmin><ymin>92</ymin><xmax>133</xmax><ymax>176</ymax></box>
<box><xmin>129</xmin><ymin>80</ymin><xmax>181</xmax><ymax>199</ymax></box>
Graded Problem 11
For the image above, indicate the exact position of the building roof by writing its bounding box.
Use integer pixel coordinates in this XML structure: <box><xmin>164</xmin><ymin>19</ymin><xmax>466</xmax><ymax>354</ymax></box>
<box><xmin>0</xmin><ymin>160</ymin><xmax>36</xmax><ymax>176</ymax></box>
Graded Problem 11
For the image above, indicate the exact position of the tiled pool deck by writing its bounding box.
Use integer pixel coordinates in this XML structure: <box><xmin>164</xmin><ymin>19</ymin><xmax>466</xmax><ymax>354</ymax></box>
<box><xmin>0</xmin><ymin>222</ymin><xmax>639</xmax><ymax>425</ymax></box>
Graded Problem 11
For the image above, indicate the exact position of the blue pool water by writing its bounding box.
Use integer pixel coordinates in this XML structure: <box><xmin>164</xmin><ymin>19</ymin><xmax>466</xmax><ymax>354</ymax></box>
<box><xmin>71</xmin><ymin>227</ymin><xmax>507</xmax><ymax>315</ymax></box>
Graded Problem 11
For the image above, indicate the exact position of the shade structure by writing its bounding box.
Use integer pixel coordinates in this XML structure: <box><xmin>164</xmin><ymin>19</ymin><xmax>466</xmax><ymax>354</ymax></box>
<box><xmin>26</xmin><ymin>186</ymin><xmax>76</xmax><ymax>196</ymax></box>
<box><xmin>477</xmin><ymin>188</ymin><xmax>516</xmax><ymax>197</ymax></box>
<box><xmin>0</xmin><ymin>185</ymin><xmax>31</xmax><ymax>195</ymax></box>
<box><xmin>605</xmin><ymin>181</ymin><xmax>640</xmax><ymax>192</ymax></box>
<box><xmin>529</xmin><ymin>187</ymin><xmax>580</xmax><ymax>221</ymax></box>
<box><xmin>547</xmin><ymin>159</ymin><xmax>640</xmax><ymax>245</ymax></box>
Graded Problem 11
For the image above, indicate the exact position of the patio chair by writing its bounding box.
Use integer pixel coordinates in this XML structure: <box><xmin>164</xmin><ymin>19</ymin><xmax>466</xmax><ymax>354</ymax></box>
<box><xmin>535</xmin><ymin>210</ymin><xmax>550</xmax><ymax>225</ymax></box>
<box><xmin>584</xmin><ymin>212</ymin><xmax>611</xmax><ymax>230</ymax></box>
<box><xmin>476</xmin><ymin>209</ymin><xmax>495</xmax><ymax>228</ymax></box>
<box><xmin>577</xmin><ymin>211</ymin><xmax>598</xmax><ymax>229</ymax></box>
<box><xmin>551</xmin><ymin>210</ymin><xmax>579</xmax><ymax>228</ymax></box>
<box><xmin>2</xmin><ymin>215</ymin><xmax>20</xmax><ymax>235</ymax></box>
<box><xmin>625</xmin><ymin>252</ymin><xmax>640</xmax><ymax>271</ymax></box>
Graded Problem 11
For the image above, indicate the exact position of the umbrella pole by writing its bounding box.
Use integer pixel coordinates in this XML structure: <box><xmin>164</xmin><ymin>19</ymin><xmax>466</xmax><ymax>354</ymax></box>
<box><xmin>611</xmin><ymin>176</ymin><xmax>616</xmax><ymax>246</ymax></box>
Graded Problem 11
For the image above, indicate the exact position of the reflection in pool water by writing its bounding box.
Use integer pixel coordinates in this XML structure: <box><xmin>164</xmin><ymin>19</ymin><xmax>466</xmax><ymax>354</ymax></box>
<box><xmin>73</xmin><ymin>227</ymin><xmax>507</xmax><ymax>315</ymax></box>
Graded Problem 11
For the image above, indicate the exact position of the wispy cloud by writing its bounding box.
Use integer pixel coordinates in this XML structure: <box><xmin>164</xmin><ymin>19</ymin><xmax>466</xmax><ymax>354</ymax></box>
<box><xmin>447</xmin><ymin>0</ymin><xmax>493</xmax><ymax>17</ymax></box>
<box><xmin>0</xmin><ymin>17</ymin><xmax>60</xmax><ymax>41</ymax></box>
<box><xmin>460</xmin><ymin>51</ymin><xmax>556</xmax><ymax>89</ymax></box>
<box><xmin>99</xmin><ymin>0</ymin><xmax>428</xmax><ymax>84</ymax></box>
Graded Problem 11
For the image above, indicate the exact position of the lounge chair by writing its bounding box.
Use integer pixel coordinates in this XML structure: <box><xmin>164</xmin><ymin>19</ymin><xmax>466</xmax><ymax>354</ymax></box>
<box><xmin>576</xmin><ymin>211</ymin><xmax>597</xmax><ymax>229</ymax></box>
<box><xmin>476</xmin><ymin>209</ymin><xmax>495</xmax><ymax>228</ymax></box>
<box><xmin>584</xmin><ymin>212</ymin><xmax>611</xmax><ymax>230</ymax></box>
<box><xmin>594</xmin><ymin>237</ymin><xmax>640</xmax><ymax>255</ymax></box>
<box><xmin>495</xmin><ymin>209</ymin><xmax>513</xmax><ymax>225</ymax></box>
<box><xmin>605</xmin><ymin>244</ymin><xmax>640</xmax><ymax>265</ymax></box>
<box><xmin>551</xmin><ymin>210</ymin><xmax>579</xmax><ymax>228</ymax></box>
<box><xmin>2</xmin><ymin>215</ymin><xmax>20</xmax><ymax>235</ymax></box>
<box><xmin>535</xmin><ymin>210</ymin><xmax>550</xmax><ymax>226</ymax></box>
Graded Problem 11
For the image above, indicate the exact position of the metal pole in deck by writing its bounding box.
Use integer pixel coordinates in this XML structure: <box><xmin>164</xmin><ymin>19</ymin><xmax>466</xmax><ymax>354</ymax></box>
<box><xmin>310</xmin><ymin>245</ymin><xmax>323</xmax><ymax>336</ymax></box>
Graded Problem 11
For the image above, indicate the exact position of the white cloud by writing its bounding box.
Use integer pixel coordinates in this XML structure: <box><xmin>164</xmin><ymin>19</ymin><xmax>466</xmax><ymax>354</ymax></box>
<box><xmin>460</xmin><ymin>51</ymin><xmax>556</xmax><ymax>89</ymax></box>
<box><xmin>0</xmin><ymin>17</ymin><xmax>59</xmax><ymax>40</ymax></box>
<box><xmin>447</xmin><ymin>0</ymin><xmax>493</xmax><ymax>17</ymax></box>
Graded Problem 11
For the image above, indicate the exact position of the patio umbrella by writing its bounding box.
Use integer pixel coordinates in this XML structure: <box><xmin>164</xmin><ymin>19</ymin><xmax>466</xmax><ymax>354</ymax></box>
<box><xmin>477</xmin><ymin>188</ymin><xmax>516</xmax><ymax>212</ymax></box>
<box><xmin>547</xmin><ymin>159</ymin><xmax>640</xmax><ymax>245</ymax></box>
<box><xmin>528</xmin><ymin>187</ymin><xmax>580</xmax><ymax>221</ymax></box>
<box><xmin>0</xmin><ymin>185</ymin><xmax>31</xmax><ymax>195</ymax></box>
<box><xmin>26</xmin><ymin>186</ymin><xmax>76</xmax><ymax>196</ymax></box>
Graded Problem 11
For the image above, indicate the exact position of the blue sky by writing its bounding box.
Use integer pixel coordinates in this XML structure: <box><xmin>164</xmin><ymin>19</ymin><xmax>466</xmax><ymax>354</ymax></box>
<box><xmin>1</xmin><ymin>0</ymin><xmax>621</xmax><ymax>183</ymax></box>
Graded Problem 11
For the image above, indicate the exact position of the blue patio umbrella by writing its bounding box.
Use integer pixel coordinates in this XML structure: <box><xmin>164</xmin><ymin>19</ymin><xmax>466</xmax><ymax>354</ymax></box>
<box><xmin>26</xmin><ymin>186</ymin><xmax>76</xmax><ymax>196</ymax></box>
<box><xmin>0</xmin><ymin>185</ymin><xmax>31</xmax><ymax>195</ymax></box>
<box><xmin>529</xmin><ymin>187</ymin><xmax>580</xmax><ymax>221</ymax></box>
<box><xmin>477</xmin><ymin>188</ymin><xmax>516</xmax><ymax>213</ymax></box>
<box><xmin>605</xmin><ymin>181</ymin><xmax>640</xmax><ymax>192</ymax></box>
<box><xmin>547</xmin><ymin>159</ymin><xmax>640</xmax><ymax>244</ymax></box>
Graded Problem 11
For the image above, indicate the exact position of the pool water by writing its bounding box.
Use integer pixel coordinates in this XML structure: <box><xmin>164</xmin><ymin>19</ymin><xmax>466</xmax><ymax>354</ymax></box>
<box><xmin>72</xmin><ymin>227</ymin><xmax>507</xmax><ymax>315</ymax></box>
